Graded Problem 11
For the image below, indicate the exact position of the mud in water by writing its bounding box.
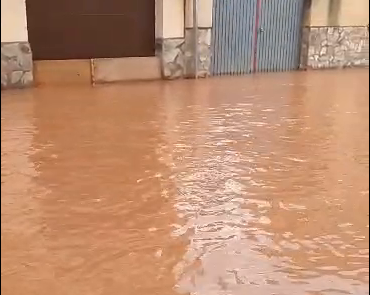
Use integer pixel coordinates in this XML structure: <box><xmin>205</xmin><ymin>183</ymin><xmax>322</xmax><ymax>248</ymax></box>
<box><xmin>1</xmin><ymin>69</ymin><xmax>369</xmax><ymax>295</ymax></box>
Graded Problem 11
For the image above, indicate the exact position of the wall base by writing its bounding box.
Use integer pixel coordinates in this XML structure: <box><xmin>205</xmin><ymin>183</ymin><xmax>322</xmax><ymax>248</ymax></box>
<box><xmin>1</xmin><ymin>42</ymin><xmax>34</xmax><ymax>90</ymax></box>
<box><xmin>33</xmin><ymin>60</ymin><xmax>91</xmax><ymax>86</ymax></box>
<box><xmin>32</xmin><ymin>58</ymin><xmax>161</xmax><ymax>86</ymax></box>
<box><xmin>305</xmin><ymin>26</ymin><xmax>369</xmax><ymax>69</ymax></box>
<box><xmin>156</xmin><ymin>38</ymin><xmax>187</xmax><ymax>79</ymax></box>
<box><xmin>92</xmin><ymin>57</ymin><xmax>161</xmax><ymax>84</ymax></box>
<box><xmin>185</xmin><ymin>28</ymin><xmax>212</xmax><ymax>78</ymax></box>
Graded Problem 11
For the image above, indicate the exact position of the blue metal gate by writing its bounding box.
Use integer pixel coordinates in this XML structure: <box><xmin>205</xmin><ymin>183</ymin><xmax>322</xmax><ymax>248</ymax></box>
<box><xmin>211</xmin><ymin>0</ymin><xmax>305</xmax><ymax>75</ymax></box>
<box><xmin>256</xmin><ymin>0</ymin><xmax>305</xmax><ymax>72</ymax></box>
<box><xmin>211</xmin><ymin>0</ymin><xmax>257</xmax><ymax>75</ymax></box>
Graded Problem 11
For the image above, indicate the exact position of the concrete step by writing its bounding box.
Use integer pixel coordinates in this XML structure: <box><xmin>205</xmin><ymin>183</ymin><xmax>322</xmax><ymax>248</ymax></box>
<box><xmin>33</xmin><ymin>57</ymin><xmax>161</xmax><ymax>86</ymax></box>
<box><xmin>33</xmin><ymin>59</ymin><xmax>92</xmax><ymax>86</ymax></box>
<box><xmin>92</xmin><ymin>57</ymin><xmax>161</xmax><ymax>84</ymax></box>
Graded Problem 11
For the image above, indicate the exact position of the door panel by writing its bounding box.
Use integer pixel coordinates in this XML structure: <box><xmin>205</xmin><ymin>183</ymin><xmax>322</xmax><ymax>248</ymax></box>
<box><xmin>256</xmin><ymin>0</ymin><xmax>305</xmax><ymax>72</ymax></box>
<box><xmin>211</xmin><ymin>0</ymin><xmax>257</xmax><ymax>75</ymax></box>
<box><xmin>26</xmin><ymin>0</ymin><xmax>155</xmax><ymax>60</ymax></box>
<box><xmin>211</xmin><ymin>0</ymin><xmax>305</xmax><ymax>75</ymax></box>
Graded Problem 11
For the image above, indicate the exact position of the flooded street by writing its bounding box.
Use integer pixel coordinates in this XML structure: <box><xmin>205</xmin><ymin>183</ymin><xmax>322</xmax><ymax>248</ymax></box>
<box><xmin>1</xmin><ymin>69</ymin><xmax>369</xmax><ymax>295</ymax></box>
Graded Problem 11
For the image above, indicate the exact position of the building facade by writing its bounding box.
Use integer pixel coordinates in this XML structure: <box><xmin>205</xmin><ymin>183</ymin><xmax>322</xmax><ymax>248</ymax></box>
<box><xmin>1</xmin><ymin>0</ymin><xmax>369</xmax><ymax>90</ymax></box>
<box><xmin>302</xmin><ymin>0</ymin><xmax>369</xmax><ymax>69</ymax></box>
<box><xmin>1</xmin><ymin>0</ymin><xmax>33</xmax><ymax>89</ymax></box>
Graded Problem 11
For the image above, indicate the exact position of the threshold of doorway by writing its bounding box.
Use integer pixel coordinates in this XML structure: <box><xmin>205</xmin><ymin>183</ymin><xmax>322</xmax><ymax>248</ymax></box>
<box><xmin>33</xmin><ymin>57</ymin><xmax>161</xmax><ymax>86</ymax></box>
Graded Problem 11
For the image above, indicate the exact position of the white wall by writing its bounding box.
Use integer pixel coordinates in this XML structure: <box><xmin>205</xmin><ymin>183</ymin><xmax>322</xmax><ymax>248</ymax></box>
<box><xmin>155</xmin><ymin>0</ymin><xmax>163</xmax><ymax>38</ymax></box>
<box><xmin>310</xmin><ymin>0</ymin><xmax>330</xmax><ymax>26</ymax></box>
<box><xmin>156</xmin><ymin>0</ymin><xmax>184</xmax><ymax>39</ymax></box>
<box><xmin>185</xmin><ymin>0</ymin><xmax>213</xmax><ymax>28</ymax></box>
<box><xmin>339</xmin><ymin>0</ymin><xmax>369</xmax><ymax>26</ymax></box>
<box><xmin>156</xmin><ymin>0</ymin><xmax>213</xmax><ymax>39</ymax></box>
<box><xmin>310</xmin><ymin>0</ymin><xmax>369</xmax><ymax>26</ymax></box>
<box><xmin>1</xmin><ymin>0</ymin><xmax>28</xmax><ymax>42</ymax></box>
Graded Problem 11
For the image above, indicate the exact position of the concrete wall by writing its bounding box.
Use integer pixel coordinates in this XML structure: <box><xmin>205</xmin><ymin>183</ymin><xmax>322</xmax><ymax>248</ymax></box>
<box><xmin>310</xmin><ymin>0</ymin><xmax>369</xmax><ymax>26</ymax></box>
<box><xmin>156</xmin><ymin>0</ymin><xmax>213</xmax><ymax>79</ymax></box>
<box><xmin>156</xmin><ymin>0</ymin><xmax>213</xmax><ymax>35</ymax></box>
<box><xmin>185</xmin><ymin>0</ymin><xmax>213</xmax><ymax>28</ymax></box>
<box><xmin>156</xmin><ymin>0</ymin><xmax>214</xmax><ymax>37</ymax></box>
<box><xmin>339</xmin><ymin>0</ymin><xmax>369</xmax><ymax>26</ymax></box>
<box><xmin>305</xmin><ymin>0</ymin><xmax>369</xmax><ymax>70</ymax></box>
<box><xmin>1</xmin><ymin>0</ymin><xmax>28</xmax><ymax>42</ymax></box>
<box><xmin>1</xmin><ymin>0</ymin><xmax>33</xmax><ymax>89</ymax></box>
<box><xmin>310</xmin><ymin>0</ymin><xmax>331</xmax><ymax>26</ymax></box>
<box><xmin>156</xmin><ymin>0</ymin><xmax>184</xmax><ymax>39</ymax></box>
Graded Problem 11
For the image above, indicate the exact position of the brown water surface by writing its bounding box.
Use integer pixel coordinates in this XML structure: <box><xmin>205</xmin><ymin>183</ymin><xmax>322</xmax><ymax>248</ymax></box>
<box><xmin>1</xmin><ymin>70</ymin><xmax>369</xmax><ymax>295</ymax></box>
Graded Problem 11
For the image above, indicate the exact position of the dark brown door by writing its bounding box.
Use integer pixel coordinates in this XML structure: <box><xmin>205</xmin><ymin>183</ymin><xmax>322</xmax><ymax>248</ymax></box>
<box><xmin>26</xmin><ymin>0</ymin><xmax>155</xmax><ymax>60</ymax></box>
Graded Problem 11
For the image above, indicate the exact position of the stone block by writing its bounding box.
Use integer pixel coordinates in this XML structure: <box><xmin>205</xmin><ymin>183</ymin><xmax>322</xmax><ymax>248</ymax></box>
<box><xmin>33</xmin><ymin>60</ymin><xmax>91</xmax><ymax>86</ymax></box>
<box><xmin>184</xmin><ymin>28</ymin><xmax>212</xmax><ymax>78</ymax></box>
<box><xmin>93</xmin><ymin>57</ymin><xmax>161</xmax><ymax>83</ymax></box>
<box><xmin>157</xmin><ymin>28</ymin><xmax>212</xmax><ymax>80</ymax></box>
<box><xmin>1</xmin><ymin>42</ymin><xmax>34</xmax><ymax>89</ymax></box>
<box><xmin>306</xmin><ymin>26</ymin><xmax>369</xmax><ymax>69</ymax></box>
<box><xmin>157</xmin><ymin>38</ymin><xmax>186</xmax><ymax>79</ymax></box>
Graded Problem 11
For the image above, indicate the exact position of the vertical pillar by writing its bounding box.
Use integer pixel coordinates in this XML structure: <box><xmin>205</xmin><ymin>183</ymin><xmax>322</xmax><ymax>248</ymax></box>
<box><xmin>185</xmin><ymin>0</ymin><xmax>213</xmax><ymax>77</ymax></box>
<box><xmin>328</xmin><ymin>0</ymin><xmax>341</xmax><ymax>26</ymax></box>
<box><xmin>155</xmin><ymin>0</ymin><xmax>214</xmax><ymax>79</ymax></box>
<box><xmin>155</xmin><ymin>0</ymin><xmax>186</xmax><ymax>79</ymax></box>
<box><xmin>1</xmin><ymin>0</ymin><xmax>33</xmax><ymax>89</ymax></box>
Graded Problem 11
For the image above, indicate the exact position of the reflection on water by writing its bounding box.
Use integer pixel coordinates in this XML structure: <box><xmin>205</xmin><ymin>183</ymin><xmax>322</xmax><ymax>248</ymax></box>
<box><xmin>1</xmin><ymin>70</ymin><xmax>369</xmax><ymax>295</ymax></box>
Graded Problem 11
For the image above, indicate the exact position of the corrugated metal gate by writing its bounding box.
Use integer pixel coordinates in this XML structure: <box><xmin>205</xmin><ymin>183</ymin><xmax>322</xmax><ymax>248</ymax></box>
<box><xmin>211</xmin><ymin>0</ymin><xmax>257</xmax><ymax>75</ymax></box>
<box><xmin>211</xmin><ymin>0</ymin><xmax>305</xmax><ymax>75</ymax></box>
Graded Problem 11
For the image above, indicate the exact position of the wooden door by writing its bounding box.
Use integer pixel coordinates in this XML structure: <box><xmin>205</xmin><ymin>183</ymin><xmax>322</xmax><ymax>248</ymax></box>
<box><xmin>26</xmin><ymin>0</ymin><xmax>155</xmax><ymax>60</ymax></box>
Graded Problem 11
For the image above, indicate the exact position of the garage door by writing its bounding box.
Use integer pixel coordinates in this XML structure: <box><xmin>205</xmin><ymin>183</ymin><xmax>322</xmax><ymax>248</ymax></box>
<box><xmin>26</xmin><ymin>0</ymin><xmax>155</xmax><ymax>60</ymax></box>
<box><xmin>211</xmin><ymin>0</ymin><xmax>305</xmax><ymax>75</ymax></box>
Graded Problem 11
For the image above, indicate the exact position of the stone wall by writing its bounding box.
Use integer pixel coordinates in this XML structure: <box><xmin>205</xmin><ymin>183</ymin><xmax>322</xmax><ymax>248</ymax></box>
<box><xmin>156</xmin><ymin>38</ymin><xmax>186</xmax><ymax>79</ymax></box>
<box><xmin>156</xmin><ymin>28</ymin><xmax>212</xmax><ymax>79</ymax></box>
<box><xmin>1</xmin><ymin>42</ymin><xmax>33</xmax><ymax>89</ymax></box>
<box><xmin>304</xmin><ymin>26</ymin><xmax>369</xmax><ymax>69</ymax></box>
<box><xmin>184</xmin><ymin>28</ymin><xmax>212</xmax><ymax>78</ymax></box>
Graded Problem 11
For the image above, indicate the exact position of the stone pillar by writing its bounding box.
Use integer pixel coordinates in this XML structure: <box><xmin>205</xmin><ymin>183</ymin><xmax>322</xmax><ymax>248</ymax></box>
<box><xmin>155</xmin><ymin>0</ymin><xmax>213</xmax><ymax>79</ymax></box>
<box><xmin>155</xmin><ymin>0</ymin><xmax>187</xmax><ymax>79</ymax></box>
<box><xmin>185</xmin><ymin>0</ymin><xmax>213</xmax><ymax>78</ymax></box>
<box><xmin>301</xmin><ymin>0</ymin><xmax>369</xmax><ymax>69</ymax></box>
<box><xmin>1</xmin><ymin>0</ymin><xmax>33</xmax><ymax>89</ymax></box>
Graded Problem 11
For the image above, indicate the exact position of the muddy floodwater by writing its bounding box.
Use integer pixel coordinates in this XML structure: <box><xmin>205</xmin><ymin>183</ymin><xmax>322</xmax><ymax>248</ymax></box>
<box><xmin>1</xmin><ymin>69</ymin><xmax>369</xmax><ymax>295</ymax></box>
